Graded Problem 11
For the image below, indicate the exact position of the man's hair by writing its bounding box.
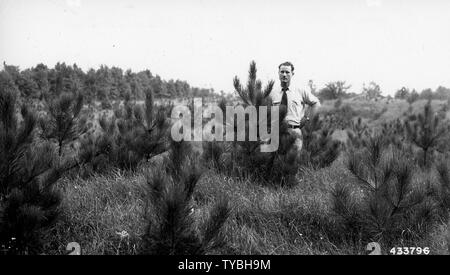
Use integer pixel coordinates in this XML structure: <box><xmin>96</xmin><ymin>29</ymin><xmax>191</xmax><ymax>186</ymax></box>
<box><xmin>278</xmin><ymin>62</ymin><xmax>294</xmax><ymax>72</ymax></box>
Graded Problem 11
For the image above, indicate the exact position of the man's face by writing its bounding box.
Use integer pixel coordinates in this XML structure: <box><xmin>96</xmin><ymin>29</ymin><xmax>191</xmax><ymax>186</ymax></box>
<box><xmin>279</xmin><ymin>65</ymin><xmax>294</xmax><ymax>86</ymax></box>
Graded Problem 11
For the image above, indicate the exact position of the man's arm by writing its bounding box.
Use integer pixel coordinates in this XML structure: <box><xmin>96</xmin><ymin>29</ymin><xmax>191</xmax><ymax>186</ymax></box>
<box><xmin>299</xmin><ymin>89</ymin><xmax>321</xmax><ymax>128</ymax></box>
<box><xmin>301</xmin><ymin>90</ymin><xmax>320</xmax><ymax>113</ymax></box>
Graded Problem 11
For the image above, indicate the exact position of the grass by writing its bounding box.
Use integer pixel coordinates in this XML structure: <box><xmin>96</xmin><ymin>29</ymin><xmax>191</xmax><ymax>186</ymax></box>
<box><xmin>45</xmin><ymin>170</ymin><xmax>148</xmax><ymax>255</ymax></box>
<box><xmin>37</xmin><ymin>98</ymin><xmax>450</xmax><ymax>255</ymax></box>
<box><xmin>43</xmin><ymin>151</ymin><xmax>449</xmax><ymax>255</ymax></box>
<box><xmin>426</xmin><ymin>221</ymin><xmax>450</xmax><ymax>255</ymax></box>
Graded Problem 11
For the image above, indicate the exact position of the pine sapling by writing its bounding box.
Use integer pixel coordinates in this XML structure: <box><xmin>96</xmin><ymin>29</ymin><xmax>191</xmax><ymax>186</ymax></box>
<box><xmin>39</xmin><ymin>92</ymin><xmax>87</xmax><ymax>156</ymax></box>
<box><xmin>0</xmin><ymin>89</ymin><xmax>64</xmax><ymax>255</ymax></box>
<box><xmin>346</xmin><ymin>117</ymin><xmax>369</xmax><ymax>149</ymax></box>
<box><xmin>141</xmin><ymin>140</ymin><xmax>230</xmax><ymax>255</ymax></box>
<box><xmin>80</xmin><ymin>88</ymin><xmax>171</xmax><ymax>171</ymax></box>
<box><xmin>299</xmin><ymin>112</ymin><xmax>341</xmax><ymax>169</ymax></box>
<box><xmin>405</xmin><ymin>99</ymin><xmax>450</xmax><ymax>167</ymax></box>
<box><xmin>434</xmin><ymin>159</ymin><xmax>450</xmax><ymax>217</ymax></box>
<box><xmin>333</xmin><ymin>133</ymin><xmax>438</xmax><ymax>247</ymax></box>
<box><xmin>379</xmin><ymin>118</ymin><xmax>406</xmax><ymax>149</ymax></box>
<box><xmin>227</xmin><ymin>61</ymin><xmax>299</xmax><ymax>186</ymax></box>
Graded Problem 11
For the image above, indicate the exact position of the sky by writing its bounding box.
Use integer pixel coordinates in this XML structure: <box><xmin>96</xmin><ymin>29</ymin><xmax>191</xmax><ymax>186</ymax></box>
<box><xmin>1</xmin><ymin>0</ymin><xmax>449</xmax><ymax>96</ymax></box>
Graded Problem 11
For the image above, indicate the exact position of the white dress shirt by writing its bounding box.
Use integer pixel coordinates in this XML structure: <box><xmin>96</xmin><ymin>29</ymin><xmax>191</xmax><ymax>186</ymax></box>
<box><xmin>269</xmin><ymin>86</ymin><xmax>321</xmax><ymax>126</ymax></box>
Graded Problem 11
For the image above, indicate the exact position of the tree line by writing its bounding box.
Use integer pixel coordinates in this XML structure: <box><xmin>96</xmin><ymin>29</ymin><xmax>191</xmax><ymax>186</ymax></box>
<box><xmin>310</xmin><ymin>79</ymin><xmax>450</xmax><ymax>102</ymax></box>
<box><xmin>0</xmin><ymin>62</ymin><xmax>218</xmax><ymax>106</ymax></box>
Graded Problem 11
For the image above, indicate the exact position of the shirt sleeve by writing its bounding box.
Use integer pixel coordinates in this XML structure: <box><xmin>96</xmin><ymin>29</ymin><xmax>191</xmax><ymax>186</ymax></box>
<box><xmin>300</xmin><ymin>89</ymin><xmax>321</xmax><ymax>108</ymax></box>
<box><xmin>269</xmin><ymin>90</ymin><xmax>281</xmax><ymax>105</ymax></box>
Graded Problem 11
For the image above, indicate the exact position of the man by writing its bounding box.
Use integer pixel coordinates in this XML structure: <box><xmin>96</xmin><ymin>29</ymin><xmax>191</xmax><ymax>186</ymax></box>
<box><xmin>270</xmin><ymin>61</ymin><xmax>321</xmax><ymax>152</ymax></box>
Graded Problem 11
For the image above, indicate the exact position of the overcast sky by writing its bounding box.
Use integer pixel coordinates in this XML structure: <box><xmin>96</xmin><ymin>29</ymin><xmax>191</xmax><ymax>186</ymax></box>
<box><xmin>1</xmin><ymin>0</ymin><xmax>449</xmax><ymax>95</ymax></box>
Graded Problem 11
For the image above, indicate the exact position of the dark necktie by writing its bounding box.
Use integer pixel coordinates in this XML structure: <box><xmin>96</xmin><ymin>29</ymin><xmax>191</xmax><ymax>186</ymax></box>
<box><xmin>281</xmin><ymin>88</ymin><xmax>288</xmax><ymax>107</ymax></box>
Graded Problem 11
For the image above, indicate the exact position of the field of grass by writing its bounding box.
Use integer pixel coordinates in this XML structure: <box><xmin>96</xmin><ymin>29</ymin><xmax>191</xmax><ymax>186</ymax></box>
<box><xmin>34</xmin><ymin>97</ymin><xmax>450</xmax><ymax>255</ymax></box>
<box><xmin>43</xmin><ymin>155</ymin><xmax>450</xmax><ymax>255</ymax></box>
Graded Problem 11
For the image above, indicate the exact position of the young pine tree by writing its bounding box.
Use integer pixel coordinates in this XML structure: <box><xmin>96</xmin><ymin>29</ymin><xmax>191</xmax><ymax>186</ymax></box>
<box><xmin>332</xmin><ymin>134</ymin><xmax>438</xmax><ymax>247</ymax></box>
<box><xmin>202</xmin><ymin>98</ymin><xmax>232</xmax><ymax>173</ymax></box>
<box><xmin>115</xmin><ymin>89</ymin><xmax>170</xmax><ymax>163</ymax></box>
<box><xmin>0</xmin><ymin>89</ymin><xmax>63</xmax><ymax>255</ymax></box>
<box><xmin>229</xmin><ymin>61</ymin><xmax>299</xmax><ymax>186</ymax></box>
<box><xmin>78</xmin><ymin>113</ymin><xmax>117</xmax><ymax>174</ymax></box>
<box><xmin>80</xmin><ymin>88</ymin><xmax>171</xmax><ymax>171</ymax></box>
<box><xmin>299</xmin><ymin>112</ymin><xmax>341</xmax><ymax>169</ymax></box>
<box><xmin>379</xmin><ymin>118</ymin><xmax>406</xmax><ymax>149</ymax></box>
<box><xmin>39</xmin><ymin>92</ymin><xmax>87</xmax><ymax>157</ymax></box>
<box><xmin>346</xmin><ymin>117</ymin><xmax>369</xmax><ymax>149</ymax></box>
<box><xmin>405</xmin><ymin>99</ymin><xmax>450</xmax><ymax>167</ymax></box>
<box><xmin>434</xmin><ymin>158</ymin><xmax>450</xmax><ymax>218</ymax></box>
<box><xmin>141</xmin><ymin>140</ymin><xmax>230</xmax><ymax>255</ymax></box>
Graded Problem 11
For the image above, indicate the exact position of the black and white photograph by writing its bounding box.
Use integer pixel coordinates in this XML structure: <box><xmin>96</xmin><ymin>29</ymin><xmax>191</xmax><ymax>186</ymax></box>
<box><xmin>1</xmin><ymin>0</ymin><xmax>450</xmax><ymax>259</ymax></box>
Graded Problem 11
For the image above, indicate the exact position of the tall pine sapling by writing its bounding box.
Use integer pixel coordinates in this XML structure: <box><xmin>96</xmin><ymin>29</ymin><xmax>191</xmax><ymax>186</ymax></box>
<box><xmin>0</xmin><ymin>89</ymin><xmax>63</xmax><ymax>255</ymax></box>
<box><xmin>141</xmin><ymin>140</ymin><xmax>230</xmax><ymax>255</ymax></box>
<box><xmin>39</xmin><ymin>92</ymin><xmax>87</xmax><ymax>156</ymax></box>
<box><xmin>202</xmin><ymin>98</ymin><xmax>231</xmax><ymax>173</ymax></box>
<box><xmin>78</xmin><ymin>113</ymin><xmax>117</xmax><ymax>174</ymax></box>
<box><xmin>405</xmin><ymin>99</ymin><xmax>450</xmax><ymax>167</ymax></box>
<box><xmin>229</xmin><ymin>61</ymin><xmax>299</xmax><ymax>186</ymax></box>
<box><xmin>333</xmin><ymin>133</ymin><xmax>438</xmax><ymax>247</ymax></box>
<box><xmin>116</xmin><ymin>88</ymin><xmax>170</xmax><ymax>161</ymax></box>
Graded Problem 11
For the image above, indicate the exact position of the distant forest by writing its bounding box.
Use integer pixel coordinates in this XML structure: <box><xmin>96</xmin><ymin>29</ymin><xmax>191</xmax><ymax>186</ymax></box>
<box><xmin>0</xmin><ymin>62</ymin><xmax>219</xmax><ymax>105</ymax></box>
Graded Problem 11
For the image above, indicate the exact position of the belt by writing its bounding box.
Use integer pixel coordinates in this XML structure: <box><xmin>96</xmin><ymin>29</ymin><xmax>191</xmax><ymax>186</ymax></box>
<box><xmin>287</xmin><ymin>124</ymin><xmax>301</xmax><ymax>129</ymax></box>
